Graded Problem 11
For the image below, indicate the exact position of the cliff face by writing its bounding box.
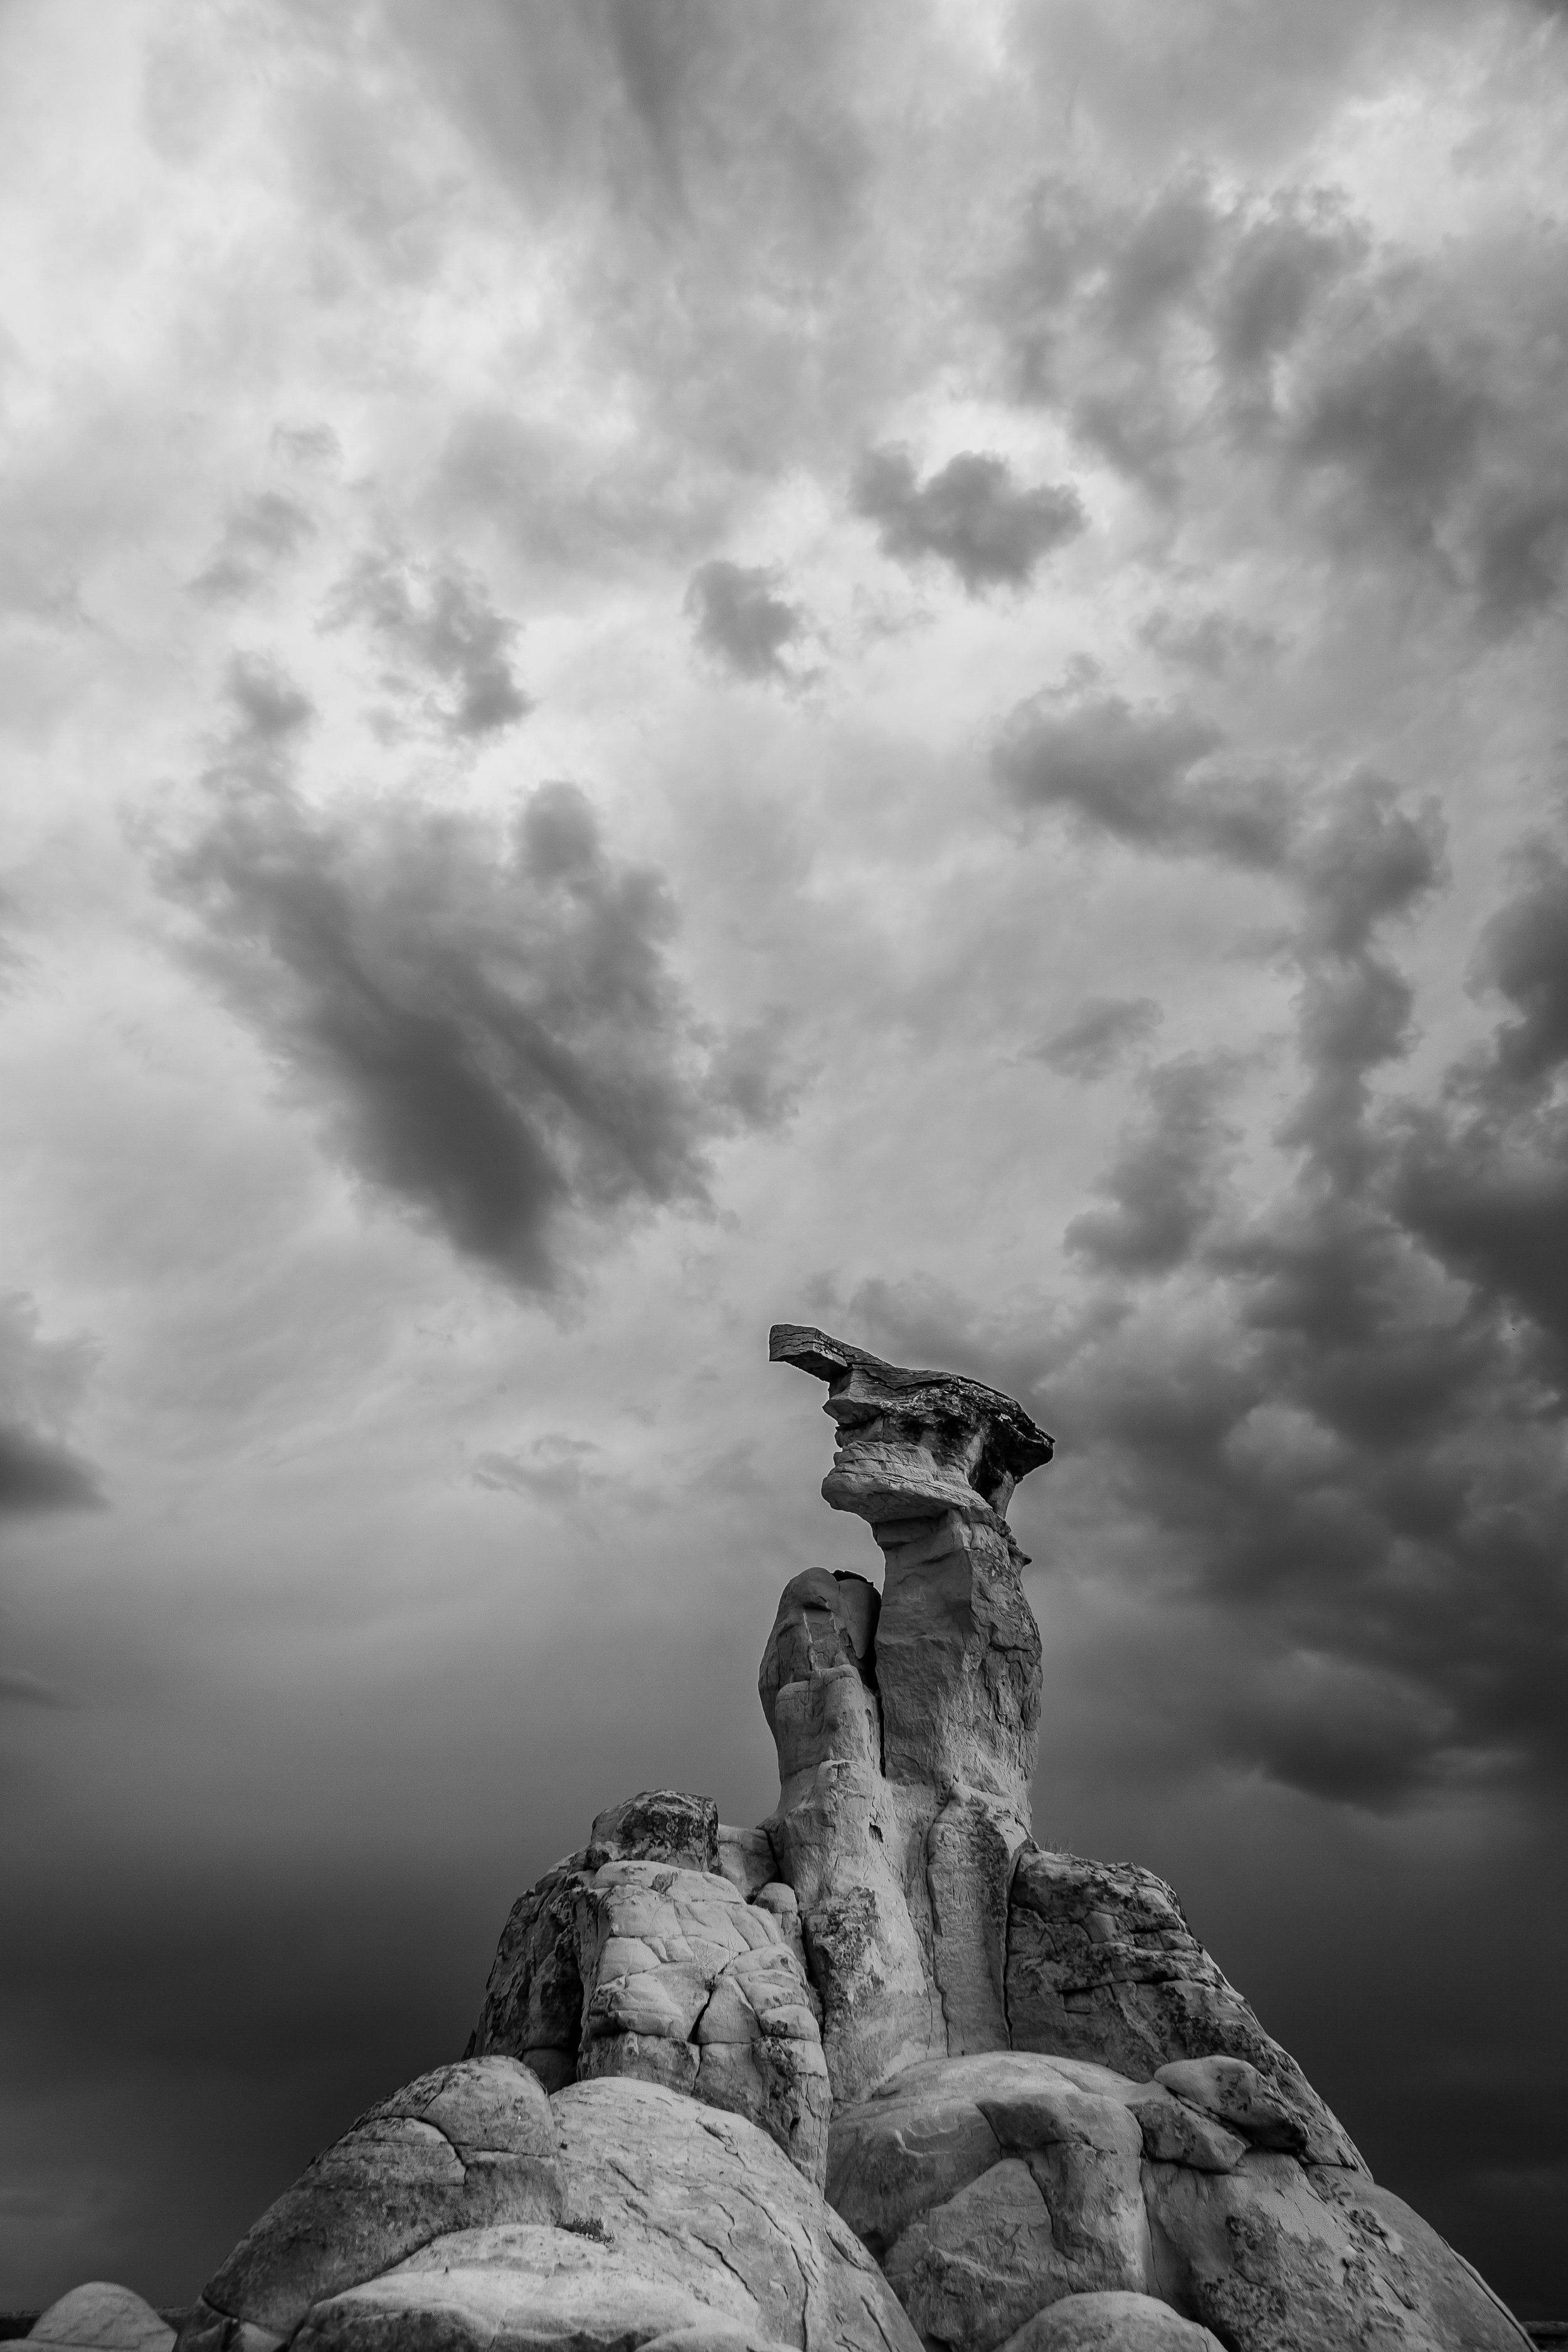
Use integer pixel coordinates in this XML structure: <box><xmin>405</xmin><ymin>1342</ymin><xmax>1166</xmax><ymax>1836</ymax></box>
<box><xmin>135</xmin><ymin>1324</ymin><xmax>1530</xmax><ymax>2352</ymax></box>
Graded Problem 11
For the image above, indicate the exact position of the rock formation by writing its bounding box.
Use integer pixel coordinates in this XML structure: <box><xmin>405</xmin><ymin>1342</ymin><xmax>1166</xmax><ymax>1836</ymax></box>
<box><xmin>25</xmin><ymin>2287</ymin><xmax>174</xmax><ymax>2352</ymax></box>
<box><xmin>53</xmin><ymin>1319</ymin><xmax>1530</xmax><ymax>2350</ymax></box>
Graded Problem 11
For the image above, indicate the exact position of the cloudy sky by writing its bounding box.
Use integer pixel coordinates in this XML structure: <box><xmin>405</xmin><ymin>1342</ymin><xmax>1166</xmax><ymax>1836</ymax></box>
<box><xmin>3</xmin><ymin>0</ymin><xmax>1567</xmax><ymax>2320</ymax></box>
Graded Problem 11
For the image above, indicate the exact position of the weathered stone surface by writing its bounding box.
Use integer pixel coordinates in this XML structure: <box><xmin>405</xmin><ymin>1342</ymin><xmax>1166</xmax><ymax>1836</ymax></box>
<box><xmin>1122</xmin><ymin>2085</ymin><xmax>1246</xmax><ymax>2173</ymax></box>
<box><xmin>1153</xmin><ymin>2057</ymin><xmax>1307</xmax><ymax>2157</ymax></box>
<box><xmin>884</xmin><ymin>2158</ymin><xmax>1061</xmax><ymax>2352</ymax></box>
<box><xmin>465</xmin><ymin>1862</ymin><xmax>585</xmax><ymax>2091</ymax></box>
<box><xmin>588</xmin><ymin>1788</ymin><xmax>719</xmax><ymax>1875</ymax></box>
<box><xmin>768</xmin><ymin>1325</ymin><xmax>1052</xmax><ymax>1527</ymax></box>
<box><xmin>830</xmin><ymin>2053</ymin><xmax>1156</xmax><ymax>2348</ymax></box>
<box><xmin>469</xmin><ymin>1820</ymin><xmax>830</xmax><ymax>2183</ymax></box>
<box><xmin>717</xmin><ymin>1820</ymin><xmax>776</xmax><ymax>1899</ymax></box>
<box><xmin>175</xmin><ymin>2059</ymin><xmax>563</xmax><ymax>2352</ymax></box>
<box><xmin>999</xmin><ymin>2291</ymin><xmax>1224</xmax><ymax>2351</ymax></box>
<box><xmin>1006</xmin><ymin>1849</ymin><xmax>1363</xmax><ymax>2169</ymax></box>
<box><xmin>183</xmin><ymin>2072</ymin><xmax>915</xmax><ymax>2352</ymax></box>
<box><xmin>758</xmin><ymin>1569</ymin><xmax>943</xmax><ymax>2106</ymax></box>
<box><xmin>765</xmin><ymin>1337</ymin><xmax>1057</xmax><ymax>2107</ymax></box>
<box><xmin>29</xmin><ymin>2286</ymin><xmax>174</xmax><ymax>2352</ymax></box>
<box><xmin>1144</xmin><ymin>2153</ymin><xmax>1535</xmax><ymax>2351</ymax></box>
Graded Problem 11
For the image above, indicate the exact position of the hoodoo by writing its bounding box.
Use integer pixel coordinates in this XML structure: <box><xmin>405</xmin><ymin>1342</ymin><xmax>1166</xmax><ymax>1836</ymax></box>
<box><xmin>58</xmin><ymin>1325</ymin><xmax>1530</xmax><ymax>2352</ymax></box>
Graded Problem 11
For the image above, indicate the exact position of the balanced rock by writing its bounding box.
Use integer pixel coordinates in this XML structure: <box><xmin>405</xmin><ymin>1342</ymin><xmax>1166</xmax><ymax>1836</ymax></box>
<box><xmin>176</xmin><ymin>2066</ymin><xmax>917</xmax><ymax>2352</ymax></box>
<box><xmin>29</xmin><ymin>2287</ymin><xmax>174</xmax><ymax>2352</ymax></box>
<box><xmin>116</xmin><ymin>1318</ymin><xmax>1530</xmax><ymax>2352</ymax></box>
<box><xmin>469</xmin><ymin>1794</ymin><xmax>830</xmax><ymax>2185</ymax></box>
<box><xmin>765</xmin><ymin>1327</ymin><xmax>1055</xmax><ymax>2099</ymax></box>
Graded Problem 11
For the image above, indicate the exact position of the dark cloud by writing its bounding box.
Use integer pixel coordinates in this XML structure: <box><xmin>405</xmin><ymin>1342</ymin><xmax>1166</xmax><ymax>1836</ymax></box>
<box><xmin>156</xmin><ymin>665</ymin><xmax>779</xmax><ymax>1292</ymax></box>
<box><xmin>847</xmin><ymin>774</ymin><xmax>1567</xmax><ymax>1821</ymax></box>
<box><xmin>684</xmin><ymin>559</ymin><xmax>807</xmax><ymax>682</ymax></box>
<box><xmin>191</xmin><ymin>494</ymin><xmax>314</xmax><ymax>602</ymax></box>
<box><xmin>1066</xmin><ymin>1058</ymin><xmax>1240</xmax><ymax>1276</ymax></box>
<box><xmin>1392</xmin><ymin>844</ymin><xmax>1568</xmax><ymax>1359</ymax></box>
<box><xmin>1291</xmin><ymin>332</ymin><xmax>1488</xmax><ymax>552</ymax></box>
<box><xmin>995</xmin><ymin>686</ymin><xmax>1293</xmax><ymax>868</ymax></box>
<box><xmin>0</xmin><ymin>1295</ymin><xmax>103</xmax><ymax>1517</ymax></box>
<box><xmin>991</xmin><ymin>166</ymin><xmax>1568</xmax><ymax>623</ymax></box>
<box><xmin>1032</xmin><ymin>994</ymin><xmax>1162</xmax><ymax>1079</ymax></box>
<box><xmin>325</xmin><ymin>549</ymin><xmax>531</xmax><ymax>738</ymax></box>
<box><xmin>852</xmin><ymin>445</ymin><xmax>1086</xmax><ymax>593</ymax></box>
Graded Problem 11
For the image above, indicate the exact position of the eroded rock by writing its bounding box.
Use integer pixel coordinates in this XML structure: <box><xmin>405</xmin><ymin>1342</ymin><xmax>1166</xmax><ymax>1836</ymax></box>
<box><xmin>176</xmin><ymin>2058</ymin><xmax>564</xmax><ymax>2352</ymax></box>
<box><xmin>469</xmin><ymin>1798</ymin><xmax>830</xmax><ymax>2184</ymax></box>
<box><xmin>1144</xmin><ymin>2154</ymin><xmax>1535</xmax><ymax>2351</ymax></box>
<box><xmin>179</xmin><ymin>2068</ymin><xmax>916</xmax><ymax>2352</ymax></box>
<box><xmin>1006</xmin><ymin>1849</ymin><xmax>1363</xmax><ymax>2169</ymax></box>
<box><xmin>998</xmin><ymin>2291</ymin><xmax>1224</xmax><ymax>2351</ymax></box>
<box><xmin>29</xmin><ymin>2287</ymin><xmax>174</xmax><ymax>2352</ymax></box>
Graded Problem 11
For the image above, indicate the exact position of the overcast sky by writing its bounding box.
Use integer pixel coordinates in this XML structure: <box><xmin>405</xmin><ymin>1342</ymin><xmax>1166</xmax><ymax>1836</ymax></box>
<box><xmin>3</xmin><ymin>0</ymin><xmax>1567</xmax><ymax>2321</ymax></box>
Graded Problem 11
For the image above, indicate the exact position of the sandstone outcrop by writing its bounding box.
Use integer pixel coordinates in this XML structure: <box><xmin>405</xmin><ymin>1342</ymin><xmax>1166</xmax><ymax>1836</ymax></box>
<box><xmin>28</xmin><ymin>2287</ymin><xmax>175</xmax><ymax>2352</ymax></box>
<box><xmin>1006</xmin><ymin>1849</ymin><xmax>1362</xmax><ymax>2169</ymax></box>
<box><xmin>468</xmin><ymin>1788</ymin><xmax>830</xmax><ymax>2186</ymax></box>
<box><xmin>76</xmin><ymin>1320</ymin><xmax>1527</xmax><ymax>2352</ymax></box>
<box><xmin>173</xmin><ymin>2063</ymin><xmax>916</xmax><ymax>2352</ymax></box>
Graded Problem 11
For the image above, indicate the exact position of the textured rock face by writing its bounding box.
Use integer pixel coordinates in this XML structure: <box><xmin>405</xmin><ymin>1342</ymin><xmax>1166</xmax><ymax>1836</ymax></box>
<box><xmin>29</xmin><ymin>2287</ymin><xmax>174</xmax><ymax>2352</ymax></box>
<box><xmin>765</xmin><ymin>1327</ymin><xmax>1055</xmax><ymax>2104</ymax></box>
<box><xmin>1007</xmin><ymin>1850</ymin><xmax>1364</xmax><ymax>2169</ymax></box>
<box><xmin>827</xmin><ymin>2050</ymin><xmax>1532</xmax><ymax>2352</ymax></box>
<box><xmin>63</xmin><ymin>1318</ymin><xmax>1523</xmax><ymax>2352</ymax></box>
<box><xmin>177</xmin><ymin>2058</ymin><xmax>564</xmax><ymax>2352</ymax></box>
<box><xmin>768</xmin><ymin>1325</ymin><xmax>1053</xmax><ymax>1527</ymax></box>
<box><xmin>999</xmin><ymin>2294</ymin><xmax>1224</xmax><ymax>2351</ymax></box>
<box><xmin>1144</xmin><ymin>2156</ymin><xmax>1533</xmax><ymax>2351</ymax></box>
<box><xmin>469</xmin><ymin>1794</ymin><xmax>830</xmax><ymax>2185</ymax></box>
<box><xmin>176</xmin><ymin>2065</ymin><xmax>918</xmax><ymax>2352</ymax></box>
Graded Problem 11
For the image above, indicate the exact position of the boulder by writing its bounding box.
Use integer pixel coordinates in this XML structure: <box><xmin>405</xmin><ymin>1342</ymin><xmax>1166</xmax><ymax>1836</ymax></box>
<box><xmin>587</xmin><ymin>1788</ymin><xmax>719</xmax><ymax>1875</ymax></box>
<box><xmin>179</xmin><ymin>2067</ymin><xmax>918</xmax><ymax>2352</ymax></box>
<box><xmin>176</xmin><ymin>2057</ymin><xmax>564</xmax><ymax>2352</ymax></box>
<box><xmin>829</xmin><ymin>2053</ymin><xmax>1155</xmax><ymax>2351</ymax></box>
<box><xmin>1005</xmin><ymin>1849</ymin><xmax>1363</xmax><ymax>2169</ymax></box>
<box><xmin>29</xmin><ymin>2287</ymin><xmax>174</xmax><ymax>2352</ymax></box>
<box><xmin>469</xmin><ymin>1809</ymin><xmax>830</xmax><ymax>2185</ymax></box>
<box><xmin>998</xmin><ymin>2291</ymin><xmax>1224</xmax><ymax>2350</ymax></box>
<box><xmin>1143</xmin><ymin>2153</ymin><xmax>1535</xmax><ymax>2351</ymax></box>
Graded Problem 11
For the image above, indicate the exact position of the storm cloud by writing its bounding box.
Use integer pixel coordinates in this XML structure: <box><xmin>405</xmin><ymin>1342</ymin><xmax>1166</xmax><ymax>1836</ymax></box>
<box><xmin>156</xmin><ymin>666</ymin><xmax>773</xmax><ymax>1292</ymax></box>
<box><xmin>0</xmin><ymin>1295</ymin><xmax>102</xmax><ymax>1517</ymax></box>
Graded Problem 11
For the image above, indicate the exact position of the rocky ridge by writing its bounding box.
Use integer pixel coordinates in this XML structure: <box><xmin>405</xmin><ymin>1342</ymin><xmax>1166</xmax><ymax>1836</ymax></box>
<box><xmin>34</xmin><ymin>1324</ymin><xmax>1534</xmax><ymax>2352</ymax></box>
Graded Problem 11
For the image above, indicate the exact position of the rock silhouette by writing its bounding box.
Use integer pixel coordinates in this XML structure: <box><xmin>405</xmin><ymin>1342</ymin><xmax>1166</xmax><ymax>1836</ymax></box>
<box><xmin>66</xmin><ymin>1320</ymin><xmax>1528</xmax><ymax>2350</ymax></box>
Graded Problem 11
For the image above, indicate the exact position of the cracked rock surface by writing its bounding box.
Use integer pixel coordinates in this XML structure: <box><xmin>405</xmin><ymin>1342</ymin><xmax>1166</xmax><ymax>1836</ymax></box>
<box><xmin>172</xmin><ymin>2064</ymin><xmax>916</xmax><ymax>2352</ymax></box>
<box><xmin>469</xmin><ymin>1791</ymin><xmax>830</xmax><ymax>2186</ymax></box>
<box><xmin>827</xmin><ymin>2049</ymin><xmax>1532</xmax><ymax>2352</ymax></box>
